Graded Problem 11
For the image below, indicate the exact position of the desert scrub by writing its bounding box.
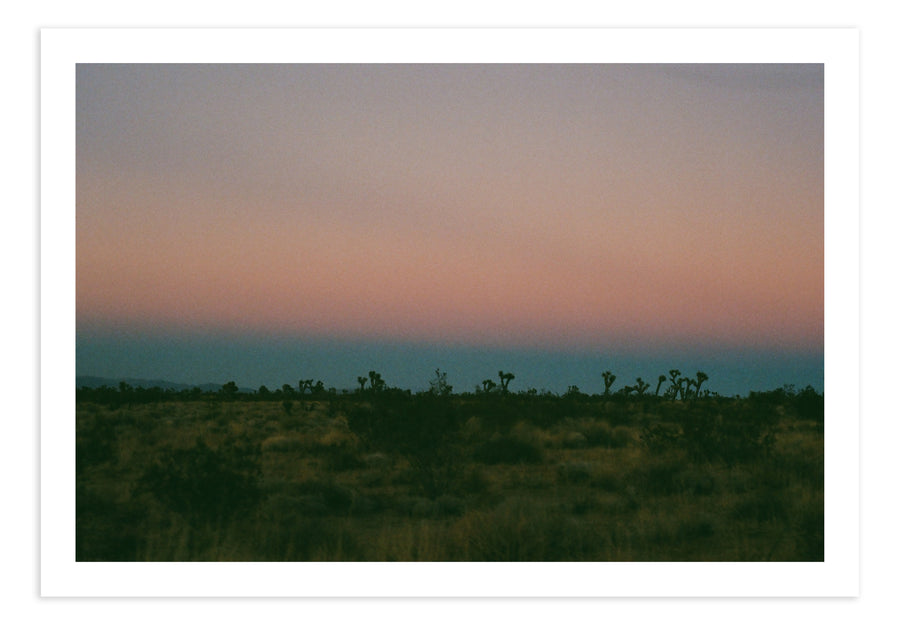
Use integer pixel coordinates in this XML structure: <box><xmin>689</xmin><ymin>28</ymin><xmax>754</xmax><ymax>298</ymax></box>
<box><xmin>260</xmin><ymin>434</ymin><xmax>307</xmax><ymax>453</ymax></box>
<box><xmin>577</xmin><ymin>420</ymin><xmax>634</xmax><ymax>449</ymax></box>
<box><xmin>137</xmin><ymin>434</ymin><xmax>262</xmax><ymax>527</ymax></box>
<box><xmin>580</xmin><ymin>420</ymin><xmax>612</xmax><ymax>447</ymax></box>
<box><xmin>556</xmin><ymin>461</ymin><xmax>593</xmax><ymax>484</ymax></box>
<box><xmin>76</xmin><ymin>384</ymin><xmax>823</xmax><ymax>561</ymax></box>
<box><xmin>449</xmin><ymin>497</ymin><xmax>600</xmax><ymax>561</ymax></box>
<box><xmin>473</xmin><ymin>434</ymin><xmax>543</xmax><ymax>465</ymax></box>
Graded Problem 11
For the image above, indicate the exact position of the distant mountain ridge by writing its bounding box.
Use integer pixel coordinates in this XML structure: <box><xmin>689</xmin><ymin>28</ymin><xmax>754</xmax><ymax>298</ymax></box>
<box><xmin>76</xmin><ymin>376</ymin><xmax>236</xmax><ymax>393</ymax></box>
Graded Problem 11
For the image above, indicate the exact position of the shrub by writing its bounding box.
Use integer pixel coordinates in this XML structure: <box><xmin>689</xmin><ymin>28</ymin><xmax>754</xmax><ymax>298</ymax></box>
<box><xmin>561</xmin><ymin>431</ymin><xmax>589</xmax><ymax>449</ymax></box>
<box><xmin>137</xmin><ymin>435</ymin><xmax>262</xmax><ymax>526</ymax></box>
<box><xmin>76</xmin><ymin>484</ymin><xmax>142</xmax><ymax>561</ymax></box>
<box><xmin>256</xmin><ymin>499</ymin><xmax>362</xmax><ymax>560</ymax></box>
<box><xmin>346</xmin><ymin>395</ymin><xmax>463</xmax><ymax>497</ymax></box>
<box><xmin>76</xmin><ymin>412</ymin><xmax>118</xmax><ymax>474</ymax></box>
<box><xmin>453</xmin><ymin>498</ymin><xmax>599</xmax><ymax>561</ymax></box>
<box><xmin>641</xmin><ymin>407</ymin><xmax>776</xmax><ymax>465</ymax></box>
<box><xmin>730</xmin><ymin>489</ymin><xmax>791</xmax><ymax>523</ymax></box>
<box><xmin>681</xmin><ymin>408</ymin><xmax>776</xmax><ymax>465</ymax></box>
<box><xmin>292</xmin><ymin>479</ymin><xmax>355</xmax><ymax>514</ymax></box>
<box><xmin>473</xmin><ymin>436</ymin><xmax>543</xmax><ymax>465</ymax></box>
<box><xmin>261</xmin><ymin>435</ymin><xmax>305</xmax><ymax>453</ymax></box>
<box><xmin>557</xmin><ymin>461</ymin><xmax>593</xmax><ymax>484</ymax></box>
<box><xmin>322</xmin><ymin>446</ymin><xmax>366</xmax><ymax>471</ymax></box>
<box><xmin>640</xmin><ymin>422</ymin><xmax>682</xmax><ymax>455</ymax></box>
<box><xmin>580</xmin><ymin>421</ymin><xmax>613</xmax><ymax>447</ymax></box>
<box><xmin>795</xmin><ymin>386</ymin><xmax>824</xmax><ymax>422</ymax></box>
<box><xmin>611</xmin><ymin>425</ymin><xmax>634</xmax><ymax>448</ymax></box>
<box><xmin>629</xmin><ymin>454</ymin><xmax>687</xmax><ymax>496</ymax></box>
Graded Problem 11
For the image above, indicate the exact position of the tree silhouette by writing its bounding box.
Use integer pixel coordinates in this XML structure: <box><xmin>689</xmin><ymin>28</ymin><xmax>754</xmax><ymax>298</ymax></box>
<box><xmin>633</xmin><ymin>377</ymin><xmax>650</xmax><ymax>397</ymax></box>
<box><xmin>221</xmin><ymin>381</ymin><xmax>238</xmax><ymax>399</ymax></box>
<box><xmin>655</xmin><ymin>375</ymin><xmax>667</xmax><ymax>397</ymax></box>
<box><xmin>694</xmin><ymin>371</ymin><xmax>709</xmax><ymax>397</ymax></box>
<box><xmin>429</xmin><ymin>368</ymin><xmax>453</xmax><ymax>397</ymax></box>
<box><xmin>666</xmin><ymin>370</ymin><xmax>683</xmax><ymax>400</ymax></box>
<box><xmin>602</xmin><ymin>371</ymin><xmax>616</xmax><ymax>396</ymax></box>
<box><xmin>498</xmin><ymin>370</ymin><xmax>515</xmax><ymax>394</ymax></box>
<box><xmin>368</xmin><ymin>370</ymin><xmax>386</xmax><ymax>393</ymax></box>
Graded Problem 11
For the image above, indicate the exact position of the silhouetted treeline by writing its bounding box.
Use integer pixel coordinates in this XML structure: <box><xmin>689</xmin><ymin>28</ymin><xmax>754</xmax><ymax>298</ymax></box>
<box><xmin>77</xmin><ymin>369</ymin><xmax>823</xmax><ymax>415</ymax></box>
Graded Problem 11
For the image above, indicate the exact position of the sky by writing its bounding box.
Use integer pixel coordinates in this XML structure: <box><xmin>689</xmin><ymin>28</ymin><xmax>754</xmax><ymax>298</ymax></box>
<box><xmin>76</xmin><ymin>63</ymin><xmax>824</xmax><ymax>396</ymax></box>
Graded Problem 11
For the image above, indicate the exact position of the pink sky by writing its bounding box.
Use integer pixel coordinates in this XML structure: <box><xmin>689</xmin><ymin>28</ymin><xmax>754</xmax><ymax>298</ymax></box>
<box><xmin>77</xmin><ymin>64</ymin><xmax>823</xmax><ymax>354</ymax></box>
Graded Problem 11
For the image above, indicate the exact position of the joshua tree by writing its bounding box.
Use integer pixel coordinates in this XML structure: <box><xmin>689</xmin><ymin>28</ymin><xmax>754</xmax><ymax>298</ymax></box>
<box><xmin>655</xmin><ymin>374</ymin><xmax>667</xmax><ymax>397</ymax></box>
<box><xmin>633</xmin><ymin>377</ymin><xmax>650</xmax><ymax>397</ymax></box>
<box><xmin>681</xmin><ymin>378</ymin><xmax>694</xmax><ymax>400</ymax></box>
<box><xmin>602</xmin><ymin>370</ymin><xmax>616</xmax><ymax>396</ymax></box>
<box><xmin>666</xmin><ymin>369</ymin><xmax>683</xmax><ymax>400</ymax></box>
<box><xmin>694</xmin><ymin>371</ymin><xmax>709</xmax><ymax>397</ymax></box>
<box><xmin>498</xmin><ymin>370</ymin><xmax>515</xmax><ymax>394</ymax></box>
<box><xmin>357</xmin><ymin>376</ymin><xmax>368</xmax><ymax>393</ymax></box>
<box><xmin>368</xmin><ymin>370</ymin><xmax>386</xmax><ymax>393</ymax></box>
<box><xmin>481</xmin><ymin>379</ymin><xmax>497</xmax><ymax>393</ymax></box>
<box><xmin>429</xmin><ymin>368</ymin><xmax>453</xmax><ymax>397</ymax></box>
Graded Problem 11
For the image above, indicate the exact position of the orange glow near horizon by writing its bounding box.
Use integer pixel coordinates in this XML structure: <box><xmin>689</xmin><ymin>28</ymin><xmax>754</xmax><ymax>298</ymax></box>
<box><xmin>77</xmin><ymin>64</ymin><xmax>823</xmax><ymax>356</ymax></box>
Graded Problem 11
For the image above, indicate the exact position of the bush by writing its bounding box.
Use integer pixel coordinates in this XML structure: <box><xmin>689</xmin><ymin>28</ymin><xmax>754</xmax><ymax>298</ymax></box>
<box><xmin>137</xmin><ymin>435</ymin><xmax>262</xmax><ymax>526</ymax></box>
<box><xmin>473</xmin><ymin>436</ymin><xmax>543</xmax><ymax>465</ymax></box>
<box><xmin>680</xmin><ymin>408</ymin><xmax>775</xmax><ymax>465</ymax></box>
<box><xmin>322</xmin><ymin>446</ymin><xmax>365</xmax><ymax>471</ymax></box>
<box><xmin>291</xmin><ymin>479</ymin><xmax>355</xmax><ymax>514</ymax></box>
<box><xmin>611</xmin><ymin>425</ymin><xmax>634</xmax><ymax>448</ymax></box>
<box><xmin>557</xmin><ymin>462</ymin><xmax>593</xmax><ymax>484</ymax></box>
<box><xmin>795</xmin><ymin>386</ymin><xmax>824</xmax><ymax>422</ymax></box>
<box><xmin>76</xmin><ymin>484</ymin><xmax>142</xmax><ymax>561</ymax></box>
<box><xmin>76</xmin><ymin>412</ymin><xmax>118</xmax><ymax>474</ymax></box>
<box><xmin>641</xmin><ymin>408</ymin><xmax>776</xmax><ymax>466</ymax></box>
<box><xmin>346</xmin><ymin>395</ymin><xmax>463</xmax><ymax>497</ymax></box>
<box><xmin>580</xmin><ymin>421</ymin><xmax>613</xmax><ymax>447</ymax></box>
<box><xmin>453</xmin><ymin>498</ymin><xmax>599</xmax><ymax>561</ymax></box>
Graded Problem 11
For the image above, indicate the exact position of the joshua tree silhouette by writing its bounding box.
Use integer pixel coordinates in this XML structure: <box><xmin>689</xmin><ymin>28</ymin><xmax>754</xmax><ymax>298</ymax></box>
<box><xmin>655</xmin><ymin>374</ymin><xmax>667</xmax><ymax>397</ymax></box>
<box><xmin>667</xmin><ymin>369</ymin><xmax>683</xmax><ymax>400</ymax></box>
<box><xmin>498</xmin><ymin>370</ymin><xmax>515</xmax><ymax>394</ymax></box>
<box><xmin>694</xmin><ymin>371</ymin><xmax>709</xmax><ymax>397</ymax></box>
<box><xmin>602</xmin><ymin>371</ymin><xmax>616</xmax><ymax>396</ymax></box>
<box><xmin>368</xmin><ymin>370</ymin><xmax>386</xmax><ymax>393</ymax></box>
<box><xmin>633</xmin><ymin>377</ymin><xmax>650</xmax><ymax>397</ymax></box>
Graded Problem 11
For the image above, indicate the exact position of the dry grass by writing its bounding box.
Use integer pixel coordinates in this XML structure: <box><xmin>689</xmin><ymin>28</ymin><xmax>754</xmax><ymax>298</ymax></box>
<box><xmin>76</xmin><ymin>396</ymin><xmax>823</xmax><ymax>561</ymax></box>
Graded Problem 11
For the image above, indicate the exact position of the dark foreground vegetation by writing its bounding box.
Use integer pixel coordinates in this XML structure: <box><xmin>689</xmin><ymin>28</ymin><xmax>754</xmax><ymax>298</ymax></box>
<box><xmin>76</xmin><ymin>370</ymin><xmax>824</xmax><ymax>561</ymax></box>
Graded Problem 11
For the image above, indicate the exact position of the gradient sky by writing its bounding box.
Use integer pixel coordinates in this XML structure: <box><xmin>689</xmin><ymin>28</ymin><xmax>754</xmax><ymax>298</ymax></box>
<box><xmin>76</xmin><ymin>63</ymin><xmax>823</xmax><ymax>395</ymax></box>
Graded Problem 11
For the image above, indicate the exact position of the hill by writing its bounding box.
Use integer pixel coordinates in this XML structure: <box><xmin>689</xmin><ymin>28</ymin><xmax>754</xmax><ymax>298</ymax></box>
<box><xmin>76</xmin><ymin>376</ymin><xmax>229</xmax><ymax>393</ymax></box>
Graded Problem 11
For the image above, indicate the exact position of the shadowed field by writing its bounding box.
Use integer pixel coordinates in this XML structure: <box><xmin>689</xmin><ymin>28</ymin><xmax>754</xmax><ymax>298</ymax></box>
<box><xmin>76</xmin><ymin>385</ymin><xmax>823</xmax><ymax>561</ymax></box>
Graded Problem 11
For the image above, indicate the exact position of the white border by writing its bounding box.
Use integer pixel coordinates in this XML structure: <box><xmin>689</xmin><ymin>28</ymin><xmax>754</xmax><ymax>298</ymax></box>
<box><xmin>41</xmin><ymin>28</ymin><xmax>859</xmax><ymax>597</ymax></box>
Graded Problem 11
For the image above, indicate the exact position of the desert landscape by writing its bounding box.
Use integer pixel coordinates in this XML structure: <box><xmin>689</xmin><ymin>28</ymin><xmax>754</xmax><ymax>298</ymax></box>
<box><xmin>76</xmin><ymin>371</ymin><xmax>823</xmax><ymax>561</ymax></box>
